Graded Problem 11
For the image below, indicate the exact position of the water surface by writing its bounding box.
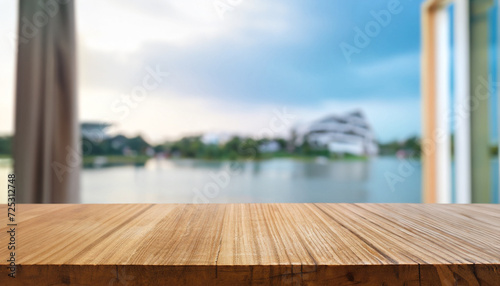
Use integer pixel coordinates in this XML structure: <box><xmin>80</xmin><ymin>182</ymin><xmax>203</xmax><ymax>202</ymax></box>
<box><xmin>82</xmin><ymin>157</ymin><xmax>423</xmax><ymax>203</ymax></box>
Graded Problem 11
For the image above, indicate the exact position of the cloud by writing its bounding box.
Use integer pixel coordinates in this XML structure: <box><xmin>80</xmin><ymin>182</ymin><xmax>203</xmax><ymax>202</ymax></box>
<box><xmin>76</xmin><ymin>0</ymin><xmax>297</xmax><ymax>52</ymax></box>
<box><xmin>83</xmin><ymin>90</ymin><xmax>296</xmax><ymax>143</ymax></box>
<box><xmin>0</xmin><ymin>0</ymin><xmax>17</xmax><ymax>135</ymax></box>
<box><xmin>1</xmin><ymin>0</ymin><xmax>423</xmax><ymax>141</ymax></box>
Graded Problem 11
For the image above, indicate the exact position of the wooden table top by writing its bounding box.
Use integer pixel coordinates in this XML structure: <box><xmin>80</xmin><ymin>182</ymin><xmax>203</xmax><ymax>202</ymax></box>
<box><xmin>1</xmin><ymin>203</ymin><xmax>499</xmax><ymax>285</ymax></box>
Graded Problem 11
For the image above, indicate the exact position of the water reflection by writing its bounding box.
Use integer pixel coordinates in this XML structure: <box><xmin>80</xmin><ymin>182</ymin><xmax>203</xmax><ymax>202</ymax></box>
<box><xmin>82</xmin><ymin>157</ymin><xmax>423</xmax><ymax>204</ymax></box>
<box><xmin>297</xmin><ymin>160</ymin><xmax>370</xmax><ymax>180</ymax></box>
<box><xmin>2</xmin><ymin>157</ymin><xmax>497</xmax><ymax>204</ymax></box>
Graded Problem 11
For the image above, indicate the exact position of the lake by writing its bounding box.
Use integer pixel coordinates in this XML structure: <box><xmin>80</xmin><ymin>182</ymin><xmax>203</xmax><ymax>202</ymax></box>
<box><xmin>82</xmin><ymin>156</ymin><xmax>423</xmax><ymax>203</ymax></box>
<box><xmin>2</xmin><ymin>157</ymin><xmax>498</xmax><ymax>203</ymax></box>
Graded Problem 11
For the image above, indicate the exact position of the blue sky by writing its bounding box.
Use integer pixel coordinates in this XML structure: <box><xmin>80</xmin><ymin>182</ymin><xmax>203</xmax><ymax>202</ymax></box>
<box><xmin>157</xmin><ymin>0</ymin><xmax>422</xmax><ymax>106</ymax></box>
<box><xmin>67</xmin><ymin>0</ymin><xmax>425</xmax><ymax>143</ymax></box>
<box><xmin>0</xmin><ymin>0</ymin><xmax>450</xmax><ymax>143</ymax></box>
<box><xmin>1</xmin><ymin>1</ymin><xmax>496</xmax><ymax>144</ymax></box>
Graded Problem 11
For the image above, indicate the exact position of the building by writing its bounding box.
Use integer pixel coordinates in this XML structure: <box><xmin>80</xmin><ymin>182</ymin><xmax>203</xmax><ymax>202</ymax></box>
<box><xmin>292</xmin><ymin>110</ymin><xmax>378</xmax><ymax>156</ymax></box>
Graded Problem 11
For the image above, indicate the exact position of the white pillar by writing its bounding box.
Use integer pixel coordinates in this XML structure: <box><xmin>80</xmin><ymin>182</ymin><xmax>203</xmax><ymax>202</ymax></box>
<box><xmin>454</xmin><ymin>0</ymin><xmax>472</xmax><ymax>203</ymax></box>
<box><xmin>435</xmin><ymin>7</ymin><xmax>452</xmax><ymax>203</ymax></box>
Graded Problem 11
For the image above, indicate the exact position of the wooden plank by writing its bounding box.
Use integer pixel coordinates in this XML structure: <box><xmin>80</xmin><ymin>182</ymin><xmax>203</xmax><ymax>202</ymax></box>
<box><xmin>0</xmin><ymin>204</ymin><xmax>499</xmax><ymax>285</ymax></box>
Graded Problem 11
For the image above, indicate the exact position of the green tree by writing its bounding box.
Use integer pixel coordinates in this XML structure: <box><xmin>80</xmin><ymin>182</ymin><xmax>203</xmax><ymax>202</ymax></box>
<box><xmin>127</xmin><ymin>135</ymin><xmax>151</xmax><ymax>154</ymax></box>
<box><xmin>0</xmin><ymin>136</ymin><xmax>12</xmax><ymax>156</ymax></box>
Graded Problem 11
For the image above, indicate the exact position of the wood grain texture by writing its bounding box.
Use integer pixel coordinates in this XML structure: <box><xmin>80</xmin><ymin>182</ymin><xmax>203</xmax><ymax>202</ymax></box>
<box><xmin>0</xmin><ymin>204</ymin><xmax>499</xmax><ymax>285</ymax></box>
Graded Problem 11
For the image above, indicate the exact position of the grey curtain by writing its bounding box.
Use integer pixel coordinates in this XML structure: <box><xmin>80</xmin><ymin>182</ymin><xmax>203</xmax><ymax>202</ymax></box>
<box><xmin>14</xmin><ymin>0</ymin><xmax>79</xmax><ymax>203</ymax></box>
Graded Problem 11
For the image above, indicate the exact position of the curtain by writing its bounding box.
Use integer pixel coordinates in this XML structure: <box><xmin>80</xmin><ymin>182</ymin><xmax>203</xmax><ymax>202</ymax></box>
<box><xmin>14</xmin><ymin>0</ymin><xmax>79</xmax><ymax>203</ymax></box>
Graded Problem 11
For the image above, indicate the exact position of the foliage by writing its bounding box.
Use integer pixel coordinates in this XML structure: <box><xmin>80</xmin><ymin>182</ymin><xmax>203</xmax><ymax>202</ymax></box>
<box><xmin>81</xmin><ymin>134</ymin><xmax>151</xmax><ymax>156</ymax></box>
<box><xmin>0</xmin><ymin>136</ymin><xmax>12</xmax><ymax>156</ymax></box>
<box><xmin>378</xmin><ymin>135</ymin><xmax>421</xmax><ymax>156</ymax></box>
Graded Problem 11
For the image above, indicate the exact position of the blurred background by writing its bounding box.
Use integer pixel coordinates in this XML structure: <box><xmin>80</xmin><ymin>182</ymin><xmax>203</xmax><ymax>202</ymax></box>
<box><xmin>0</xmin><ymin>0</ymin><xmax>498</xmax><ymax>203</ymax></box>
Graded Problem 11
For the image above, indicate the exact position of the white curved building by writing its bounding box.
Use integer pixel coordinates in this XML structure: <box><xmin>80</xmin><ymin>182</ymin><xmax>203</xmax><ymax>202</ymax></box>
<box><xmin>292</xmin><ymin>110</ymin><xmax>378</xmax><ymax>156</ymax></box>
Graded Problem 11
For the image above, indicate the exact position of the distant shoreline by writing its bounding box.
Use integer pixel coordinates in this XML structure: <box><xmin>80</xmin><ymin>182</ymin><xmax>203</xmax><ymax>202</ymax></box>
<box><xmin>80</xmin><ymin>154</ymin><xmax>412</xmax><ymax>169</ymax></box>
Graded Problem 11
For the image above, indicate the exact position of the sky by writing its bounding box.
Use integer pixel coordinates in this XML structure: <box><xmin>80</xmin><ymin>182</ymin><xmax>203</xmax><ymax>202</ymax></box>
<box><xmin>2</xmin><ymin>0</ymin><xmax>427</xmax><ymax>144</ymax></box>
